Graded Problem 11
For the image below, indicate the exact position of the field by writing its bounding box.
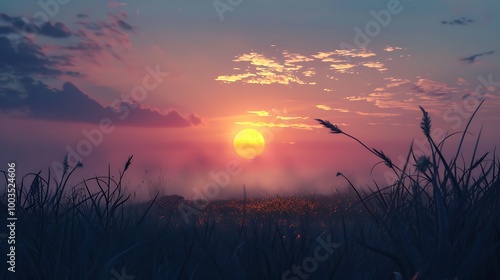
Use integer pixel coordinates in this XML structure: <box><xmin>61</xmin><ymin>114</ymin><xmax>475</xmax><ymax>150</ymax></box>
<box><xmin>1</xmin><ymin>107</ymin><xmax>499</xmax><ymax>280</ymax></box>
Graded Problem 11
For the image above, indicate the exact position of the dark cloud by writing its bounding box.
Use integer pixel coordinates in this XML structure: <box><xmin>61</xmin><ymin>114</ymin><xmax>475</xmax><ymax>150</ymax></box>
<box><xmin>0</xmin><ymin>13</ymin><xmax>72</xmax><ymax>38</ymax></box>
<box><xmin>0</xmin><ymin>10</ymin><xmax>134</xmax><ymax>72</ymax></box>
<box><xmin>441</xmin><ymin>17</ymin><xmax>474</xmax><ymax>26</ymax></box>
<box><xmin>0</xmin><ymin>13</ymin><xmax>12</xmax><ymax>22</ymax></box>
<box><xmin>65</xmin><ymin>71</ymin><xmax>84</xmax><ymax>77</ymax></box>
<box><xmin>77</xmin><ymin>14</ymin><xmax>134</xmax><ymax>39</ymax></box>
<box><xmin>117</xmin><ymin>19</ymin><xmax>133</xmax><ymax>31</ymax></box>
<box><xmin>189</xmin><ymin>114</ymin><xmax>202</xmax><ymax>126</ymax></box>
<box><xmin>461</xmin><ymin>50</ymin><xmax>494</xmax><ymax>64</ymax></box>
<box><xmin>0</xmin><ymin>80</ymin><xmax>202</xmax><ymax>128</ymax></box>
<box><xmin>0</xmin><ymin>12</ymin><xmax>189</xmax><ymax>128</ymax></box>
<box><xmin>65</xmin><ymin>40</ymin><xmax>102</xmax><ymax>51</ymax></box>
<box><xmin>36</xmin><ymin>22</ymin><xmax>73</xmax><ymax>38</ymax></box>
<box><xmin>0</xmin><ymin>36</ymin><xmax>71</xmax><ymax>77</ymax></box>
<box><xmin>72</xmin><ymin>13</ymin><xmax>133</xmax><ymax>60</ymax></box>
<box><xmin>0</xmin><ymin>26</ymin><xmax>17</xmax><ymax>34</ymax></box>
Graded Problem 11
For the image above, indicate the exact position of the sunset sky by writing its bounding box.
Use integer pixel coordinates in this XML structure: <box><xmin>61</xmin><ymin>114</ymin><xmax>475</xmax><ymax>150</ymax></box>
<box><xmin>1</xmin><ymin>0</ymin><xmax>499</xmax><ymax>199</ymax></box>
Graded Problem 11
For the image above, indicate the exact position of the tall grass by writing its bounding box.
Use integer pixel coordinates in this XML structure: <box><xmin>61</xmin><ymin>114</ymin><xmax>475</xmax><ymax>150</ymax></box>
<box><xmin>0</xmin><ymin>104</ymin><xmax>498</xmax><ymax>279</ymax></box>
<box><xmin>316</xmin><ymin>101</ymin><xmax>500</xmax><ymax>279</ymax></box>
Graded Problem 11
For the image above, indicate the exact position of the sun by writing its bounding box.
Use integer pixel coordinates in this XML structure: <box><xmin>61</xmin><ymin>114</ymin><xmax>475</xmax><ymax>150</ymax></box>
<box><xmin>233</xmin><ymin>129</ymin><xmax>265</xmax><ymax>159</ymax></box>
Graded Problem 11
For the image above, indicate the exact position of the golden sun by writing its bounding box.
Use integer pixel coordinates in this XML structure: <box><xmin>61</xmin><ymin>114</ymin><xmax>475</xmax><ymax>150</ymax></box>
<box><xmin>233</xmin><ymin>129</ymin><xmax>265</xmax><ymax>159</ymax></box>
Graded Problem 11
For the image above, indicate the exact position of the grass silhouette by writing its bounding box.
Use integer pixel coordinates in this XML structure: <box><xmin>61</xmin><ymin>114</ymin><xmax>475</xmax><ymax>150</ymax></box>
<box><xmin>316</xmin><ymin>101</ymin><xmax>499</xmax><ymax>279</ymax></box>
<box><xmin>0</xmin><ymin>103</ymin><xmax>498</xmax><ymax>279</ymax></box>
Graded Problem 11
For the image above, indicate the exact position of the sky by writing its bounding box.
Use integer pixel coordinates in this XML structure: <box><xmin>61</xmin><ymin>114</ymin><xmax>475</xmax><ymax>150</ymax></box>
<box><xmin>0</xmin><ymin>0</ymin><xmax>499</xmax><ymax>200</ymax></box>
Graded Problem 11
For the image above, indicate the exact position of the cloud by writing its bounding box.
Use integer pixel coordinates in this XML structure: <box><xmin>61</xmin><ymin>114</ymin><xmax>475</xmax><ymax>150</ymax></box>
<box><xmin>313</xmin><ymin>49</ymin><xmax>376</xmax><ymax>59</ymax></box>
<box><xmin>0</xmin><ymin>26</ymin><xmax>18</xmax><ymax>34</ymax></box>
<box><xmin>384</xmin><ymin>45</ymin><xmax>403</xmax><ymax>52</ymax></box>
<box><xmin>329</xmin><ymin>63</ymin><xmax>356</xmax><ymax>74</ymax></box>
<box><xmin>234</xmin><ymin>52</ymin><xmax>284</xmax><ymax>70</ymax></box>
<box><xmin>247</xmin><ymin>110</ymin><xmax>270</xmax><ymax>117</ymax></box>
<box><xmin>215</xmin><ymin>73</ymin><xmax>256</xmax><ymax>83</ymax></box>
<box><xmin>302</xmin><ymin>68</ymin><xmax>315</xmax><ymax>77</ymax></box>
<box><xmin>385</xmin><ymin>77</ymin><xmax>410</xmax><ymax>88</ymax></box>
<box><xmin>346</xmin><ymin>76</ymin><xmax>474</xmax><ymax>112</ymax></box>
<box><xmin>283</xmin><ymin>51</ymin><xmax>314</xmax><ymax>65</ymax></box>
<box><xmin>247</xmin><ymin>110</ymin><xmax>308</xmax><ymax>120</ymax></box>
<box><xmin>457</xmin><ymin>77</ymin><xmax>469</xmax><ymax>86</ymax></box>
<box><xmin>108</xmin><ymin>0</ymin><xmax>128</xmax><ymax>9</ymax></box>
<box><xmin>0</xmin><ymin>13</ymin><xmax>72</xmax><ymax>38</ymax></box>
<box><xmin>354</xmin><ymin>111</ymin><xmax>401</xmax><ymax>117</ymax></box>
<box><xmin>0</xmin><ymin>36</ymin><xmax>75</xmax><ymax>78</ymax></box>
<box><xmin>312</xmin><ymin>48</ymin><xmax>379</xmax><ymax>74</ymax></box>
<box><xmin>277</xmin><ymin>116</ymin><xmax>308</xmax><ymax>120</ymax></box>
<box><xmin>0</xmin><ymin>79</ymin><xmax>202</xmax><ymax>127</ymax></box>
<box><xmin>312</xmin><ymin>52</ymin><xmax>336</xmax><ymax>59</ymax></box>
<box><xmin>412</xmin><ymin>78</ymin><xmax>460</xmax><ymax>99</ymax></box>
<box><xmin>0</xmin><ymin>11</ymin><xmax>135</xmax><ymax>76</ymax></box>
<box><xmin>234</xmin><ymin>121</ymin><xmax>320</xmax><ymax>130</ymax></box>
<box><xmin>441</xmin><ymin>17</ymin><xmax>474</xmax><ymax>26</ymax></box>
<box><xmin>315</xmin><ymin>105</ymin><xmax>350</xmax><ymax>112</ymax></box>
<box><xmin>217</xmin><ymin>46</ymin><xmax>387</xmax><ymax>85</ymax></box>
<box><xmin>117</xmin><ymin>19</ymin><xmax>133</xmax><ymax>31</ymax></box>
<box><xmin>461</xmin><ymin>50</ymin><xmax>494</xmax><ymax>64</ymax></box>
<box><xmin>362</xmin><ymin>61</ymin><xmax>387</xmax><ymax>72</ymax></box>
<box><xmin>73</xmin><ymin>12</ymin><xmax>134</xmax><ymax>60</ymax></box>
<box><xmin>216</xmin><ymin>52</ymin><xmax>311</xmax><ymax>85</ymax></box>
<box><xmin>316</xmin><ymin>104</ymin><xmax>332</xmax><ymax>111</ymax></box>
<box><xmin>0</xmin><ymin>12</ymin><xmax>198</xmax><ymax>128</ymax></box>
<box><xmin>316</xmin><ymin>104</ymin><xmax>396</xmax><ymax>117</ymax></box>
<box><xmin>345</xmin><ymin>92</ymin><xmax>419</xmax><ymax>111</ymax></box>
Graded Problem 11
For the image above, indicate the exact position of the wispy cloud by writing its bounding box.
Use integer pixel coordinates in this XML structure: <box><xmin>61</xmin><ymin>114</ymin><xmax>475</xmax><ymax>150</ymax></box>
<box><xmin>316</xmin><ymin>104</ymin><xmax>332</xmax><ymax>111</ymax></box>
<box><xmin>0</xmin><ymin>36</ymin><xmax>75</xmax><ymax>78</ymax></box>
<box><xmin>313</xmin><ymin>48</ymin><xmax>376</xmax><ymax>59</ymax></box>
<box><xmin>362</xmin><ymin>61</ymin><xmax>387</xmax><ymax>72</ymax></box>
<box><xmin>412</xmin><ymin>78</ymin><xmax>460</xmax><ymax>99</ymax></box>
<box><xmin>234</xmin><ymin>121</ymin><xmax>320</xmax><ymax>130</ymax></box>
<box><xmin>315</xmin><ymin>105</ymin><xmax>350</xmax><ymax>112</ymax></box>
<box><xmin>385</xmin><ymin>77</ymin><xmax>410</xmax><ymax>88</ymax></box>
<box><xmin>329</xmin><ymin>63</ymin><xmax>356</xmax><ymax>74</ymax></box>
<box><xmin>247</xmin><ymin>110</ymin><xmax>270</xmax><ymax>117</ymax></box>
<box><xmin>346</xmin><ymin>76</ymin><xmax>473</xmax><ymax>112</ymax></box>
<box><xmin>441</xmin><ymin>17</ymin><xmax>474</xmax><ymax>26</ymax></box>
<box><xmin>215</xmin><ymin>73</ymin><xmax>256</xmax><ymax>83</ymax></box>
<box><xmin>355</xmin><ymin>111</ymin><xmax>401</xmax><ymax>117</ymax></box>
<box><xmin>383</xmin><ymin>45</ymin><xmax>403</xmax><ymax>52</ymax></box>
<box><xmin>216</xmin><ymin>46</ymin><xmax>384</xmax><ymax>84</ymax></box>
<box><xmin>216</xmin><ymin>52</ymin><xmax>310</xmax><ymax>85</ymax></box>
